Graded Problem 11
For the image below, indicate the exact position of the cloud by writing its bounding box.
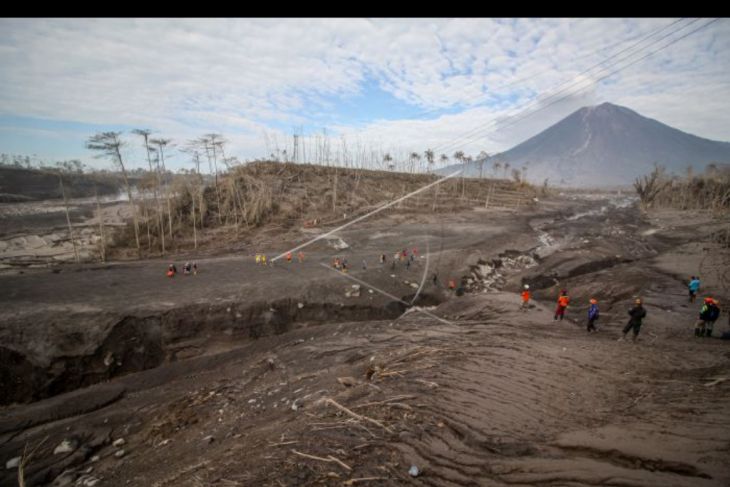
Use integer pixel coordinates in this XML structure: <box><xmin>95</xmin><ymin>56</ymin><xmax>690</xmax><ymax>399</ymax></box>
<box><xmin>0</xmin><ymin>18</ymin><xmax>727</xmax><ymax>170</ymax></box>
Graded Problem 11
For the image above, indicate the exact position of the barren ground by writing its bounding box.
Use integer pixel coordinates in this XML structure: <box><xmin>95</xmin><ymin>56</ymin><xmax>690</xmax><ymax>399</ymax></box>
<box><xmin>1</xmin><ymin>193</ymin><xmax>729</xmax><ymax>487</ymax></box>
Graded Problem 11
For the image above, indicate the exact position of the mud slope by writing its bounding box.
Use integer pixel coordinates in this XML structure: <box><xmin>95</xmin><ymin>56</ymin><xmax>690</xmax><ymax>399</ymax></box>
<box><xmin>1</xmin><ymin>197</ymin><xmax>729</xmax><ymax>487</ymax></box>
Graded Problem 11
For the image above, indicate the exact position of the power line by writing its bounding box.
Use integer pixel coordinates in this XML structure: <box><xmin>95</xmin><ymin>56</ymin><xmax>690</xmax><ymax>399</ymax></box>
<box><xmin>430</xmin><ymin>18</ymin><xmax>700</xmax><ymax>157</ymax></box>
<box><xmin>430</xmin><ymin>18</ymin><xmax>718</xmax><ymax>162</ymax></box>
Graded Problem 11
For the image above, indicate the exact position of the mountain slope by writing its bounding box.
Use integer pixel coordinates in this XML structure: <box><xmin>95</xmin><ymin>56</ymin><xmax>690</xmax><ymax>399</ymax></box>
<box><xmin>445</xmin><ymin>102</ymin><xmax>730</xmax><ymax>186</ymax></box>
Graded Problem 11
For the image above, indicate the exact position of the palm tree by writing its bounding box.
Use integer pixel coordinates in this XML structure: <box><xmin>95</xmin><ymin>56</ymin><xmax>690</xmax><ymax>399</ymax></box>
<box><xmin>477</xmin><ymin>151</ymin><xmax>489</xmax><ymax>179</ymax></box>
<box><xmin>440</xmin><ymin>153</ymin><xmax>449</xmax><ymax>166</ymax></box>
<box><xmin>409</xmin><ymin>152</ymin><xmax>421</xmax><ymax>173</ymax></box>
<box><xmin>424</xmin><ymin>149</ymin><xmax>435</xmax><ymax>173</ymax></box>
<box><xmin>383</xmin><ymin>153</ymin><xmax>394</xmax><ymax>171</ymax></box>
<box><xmin>453</xmin><ymin>151</ymin><xmax>465</xmax><ymax>195</ymax></box>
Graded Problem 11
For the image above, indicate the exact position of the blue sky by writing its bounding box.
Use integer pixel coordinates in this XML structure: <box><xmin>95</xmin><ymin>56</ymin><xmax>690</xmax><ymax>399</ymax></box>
<box><xmin>0</xmin><ymin>18</ymin><xmax>728</xmax><ymax>172</ymax></box>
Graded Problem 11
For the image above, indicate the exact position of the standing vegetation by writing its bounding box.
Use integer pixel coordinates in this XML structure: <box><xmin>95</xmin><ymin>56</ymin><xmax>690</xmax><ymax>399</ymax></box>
<box><xmin>86</xmin><ymin>132</ymin><xmax>140</xmax><ymax>252</ymax></box>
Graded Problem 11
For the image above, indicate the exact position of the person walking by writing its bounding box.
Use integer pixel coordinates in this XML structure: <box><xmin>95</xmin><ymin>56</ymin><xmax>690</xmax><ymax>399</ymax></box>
<box><xmin>619</xmin><ymin>298</ymin><xmax>647</xmax><ymax>342</ymax></box>
<box><xmin>554</xmin><ymin>290</ymin><xmax>570</xmax><ymax>321</ymax></box>
<box><xmin>695</xmin><ymin>297</ymin><xmax>720</xmax><ymax>337</ymax></box>
<box><xmin>587</xmin><ymin>298</ymin><xmax>600</xmax><ymax>332</ymax></box>
<box><xmin>520</xmin><ymin>285</ymin><xmax>530</xmax><ymax>311</ymax></box>
<box><xmin>688</xmin><ymin>276</ymin><xmax>701</xmax><ymax>303</ymax></box>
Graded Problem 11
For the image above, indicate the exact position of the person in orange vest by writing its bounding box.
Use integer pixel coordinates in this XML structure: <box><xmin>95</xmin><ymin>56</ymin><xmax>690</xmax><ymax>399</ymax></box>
<box><xmin>297</xmin><ymin>251</ymin><xmax>304</xmax><ymax>263</ymax></box>
<box><xmin>286</xmin><ymin>251</ymin><xmax>292</xmax><ymax>263</ymax></box>
<box><xmin>554</xmin><ymin>289</ymin><xmax>569</xmax><ymax>321</ymax></box>
<box><xmin>166</xmin><ymin>263</ymin><xmax>177</xmax><ymax>278</ymax></box>
<box><xmin>448</xmin><ymin>278</ymin><xmax>456</xmax><ymax>291</ymax></box>
<box><xmin>520</xmin><ymin>284</ymin><xmax>530</xmax><ymax>311</ymax></box>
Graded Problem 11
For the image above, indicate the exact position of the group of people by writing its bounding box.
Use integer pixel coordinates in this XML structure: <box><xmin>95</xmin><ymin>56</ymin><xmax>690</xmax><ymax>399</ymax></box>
<box><xmin>166</xmin><ymin>262</ymin><xmax>197</xmax><ymax>277</ymax></box>
<box><xmin>516</xmin><ymin>274</ymin><xmax>724</xmax><ymax>341</ymax></box>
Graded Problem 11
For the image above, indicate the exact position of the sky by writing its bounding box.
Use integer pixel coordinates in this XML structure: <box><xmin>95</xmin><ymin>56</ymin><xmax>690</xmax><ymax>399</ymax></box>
<box><xmin>0</xmin><ymin>18</ymin><xmax>728</xmax><ymax>172</ymax></box>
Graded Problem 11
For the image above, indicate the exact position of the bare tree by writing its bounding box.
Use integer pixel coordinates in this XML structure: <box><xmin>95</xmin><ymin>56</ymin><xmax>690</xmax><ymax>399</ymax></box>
<box><xmin>55</xmin><ymin>163</ymin><xmax>80</xmax><ymax>263</ymax></box>
<box><xmin>477</xmin><ymin>151</ymin><xmax>489</xmax><ymax>179</ymax></box>
<box><xmin>462</xmin><ymin>155</ymin><xmax>473</xmax><ymax>198</ymax></box>
<box><xmin>453</xmin><ymin>151</ymin><xmax>465</xmax><ymax>195</ymax></box>
<box><xmin>383</xmin><ymin>153</ymin><xmax>394</xmax><ymax>171</ymax></box>
<box><xmin>133</xmin><ymin>129</ymin><xmax>165</xmax><ymax>255</ymax></box>
<box><xmin>199</xmin><ymin>134</ymin><xmax>224</xmax><ymax>224</ymax></box>
<box><xmin>424</xmin><ymin>149</ymin><xmax>435</xmax><ymax>173</ymax></box>
<box><xmin>409</xmin><ymin>152</ymin><xmax>421</xmax><ymax>173</ymax></box>
<box><xmin>86</xmin><ymin>132</ymin><xmax>140</xmax><ymax>251</ymax></box>
<box><xmin>439</xmin><ymin>153</ymin><xmax>449</xmax><ymax>168</ymax></box>
<box><xmin>634</xmin><ymin>164</ymin><xmax>670</xmax><ymax>208</ymax></box>
<box><xmin>150</xmin><ymin>138</ymin><xmax>174</xmax><ymax>239</ymax></box>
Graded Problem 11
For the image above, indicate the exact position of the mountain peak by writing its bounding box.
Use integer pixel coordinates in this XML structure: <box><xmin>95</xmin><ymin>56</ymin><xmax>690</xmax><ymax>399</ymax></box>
<box><xmin>442</xmin><ymin>103</ymin><xmax>730</xmax><ymax>186</ymax></box>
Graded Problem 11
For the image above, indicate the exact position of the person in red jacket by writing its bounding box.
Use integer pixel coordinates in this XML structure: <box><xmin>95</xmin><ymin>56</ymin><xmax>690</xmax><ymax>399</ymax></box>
<box><xmin>554</xmin><ymin>289</ymin><xmax>569</xmax><ymax>321</ymax></box>
<box><xmin>520</xmin><ymin>284</ymin><xmax>531</xmax><ymax>311</ymax></box>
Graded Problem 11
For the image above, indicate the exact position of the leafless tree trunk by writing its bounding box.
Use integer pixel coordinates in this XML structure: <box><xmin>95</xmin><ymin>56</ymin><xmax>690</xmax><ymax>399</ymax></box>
<box><xmin>94</xmin><ymin>184</ymin><xmax>106</xmax><ymax>262</ymax></box>
<box><xmin>332</xmin><ymin>169</ymin><xmax>338</xmax><ymax>213</ymax></box>
<box><xmin>134</xmin><ymin>129</ymin><xmax>165</xmax><ymax>255</ymax></box>
<box><xmin>191</xmin><ymin>186</ymin><xmax>198</xmax><ymax>249</ymax></box>
<box><xmin>58</xmin><ymin>174</ymin><xmax>80</xmax><ymax>263</ymax></box>
<box><xmin>86</xmin><ymin>132</ymin><xmax>140</xmax><ymax>252</ymax></box>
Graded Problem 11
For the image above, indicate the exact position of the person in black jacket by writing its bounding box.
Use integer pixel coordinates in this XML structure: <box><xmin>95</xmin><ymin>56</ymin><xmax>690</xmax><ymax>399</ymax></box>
<box><xmin>619</xmin><ymin>298</ymin><xmax>646</xmax><ymax>342</ymax></box>
<box><xmin>695</xmin><ymin>297</ymin><xmax>721</xmax><ymax>337</ymax></box>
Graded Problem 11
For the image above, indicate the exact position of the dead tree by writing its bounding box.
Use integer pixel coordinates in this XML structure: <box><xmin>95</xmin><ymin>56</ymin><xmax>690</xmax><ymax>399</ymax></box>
<box><xmin>634</xmin><ymin>164</ymin><xmax>670</xmax><ymax>209</ymax></box>
<box><xmin>56</xmin><ymin>168</ymin><xmax>80</xmax><ymax>263</ymax></box>
<box><xmin>150</xmin><ymin>138</ymin><xmax>174</xmax><ymax>240</ymax></box>
<box><xmin>94</xmin><ymin>183</ymin><xmax>106</xmax><ymax>262</ymax></box>
<box><xmin>86</xmin><ymin>132</ymin><xmax>140</xmax><ymax>252</ymax></box>
<box><xmin>133</xmin><ymin>129</ymin><xmax>165</xmax><ymax>255</ymax></box>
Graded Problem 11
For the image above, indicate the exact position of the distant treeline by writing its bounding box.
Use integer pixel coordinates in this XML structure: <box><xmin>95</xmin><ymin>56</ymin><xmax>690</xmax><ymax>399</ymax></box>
<box><xmin>0</xmin><ymin>165</ymin><xmax>120</xmax><ymax>202</ymax></box>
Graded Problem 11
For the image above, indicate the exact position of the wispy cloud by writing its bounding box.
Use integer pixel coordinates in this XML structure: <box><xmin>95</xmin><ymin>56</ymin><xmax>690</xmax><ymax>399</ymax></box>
<box><xmin>0</xmin><ymin>18</ymin><xmax>727</xmax><ymax>169</ymax></box>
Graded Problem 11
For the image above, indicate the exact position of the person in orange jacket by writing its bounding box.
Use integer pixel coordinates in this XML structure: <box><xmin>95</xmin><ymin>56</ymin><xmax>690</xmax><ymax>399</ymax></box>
<box><xmin>286</xmin><ymin>251</ymin><xmax>292</xmax><ymax>263</ymax></box>
<box><xmin>520</xmin><ymin>284</ymin><xmax>531</xmax><ymax>311</ymax></box>
<box><xmin>554</xmin><ymin>289</ymin><xmax>569</xmax><ymax>321</ymax></box>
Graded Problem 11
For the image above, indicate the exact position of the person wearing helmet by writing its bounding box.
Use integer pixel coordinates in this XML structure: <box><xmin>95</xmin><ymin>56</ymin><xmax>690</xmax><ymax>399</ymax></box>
<box><xmin>587</xmin><ymin>298</ymin><xmax>600</xmax><ymax>332</ymax></box>
<box><xmin>554</xmin><ymin>289</ymin><xmax>570</xmax><ymax>321</ymax></box>
<box><xmin>520</xmin><ymin>284</ymin><xmax>531</xmax><ymax>311</ymax></box>
<box><xmin>619</xmin><ymin>298</ymin><xmax>646</xmax><ymax>341</ymax></box>
<box><xmin>695</xmin><ymin>297</ymin><xmax>720</xmax><ymax>337</ymax></box>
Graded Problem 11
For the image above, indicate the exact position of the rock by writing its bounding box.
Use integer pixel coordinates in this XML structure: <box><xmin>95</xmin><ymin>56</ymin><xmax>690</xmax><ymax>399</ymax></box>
<box><xmin>76</xmin><ymin>474</ymin><xmax>100</xmax><ymax>486</ymax></box>
<box><xmin>112</xmin><ymin>438</ymin><xmax>125</xmax><ymax>447</ymax></box>
<box><xmin>202</xmin><ymin>435</ymin><xmax>215</xmax><ymax>444</ymax></box>
<box><xmin>90</xmin><ymin>455</ymin><xmax>100</xmax><ymax>463</ymax></box>
<box><xmin>410</xmin><ymin>282</ymin><xmax>419</xmax><ymax>288</ymax></box>
<box><xmin>5</xmin><ymin>456</ymin><xmax>20</xmax><ymax>469</ymax></box>
<box><xmin>53</xmin><ymin>439</ymin><xmax>77</xmax><ymax>455</ymax></box>
<box><xmin>368</xmin><ymin>289</ymin><xmax>374</xmax><ymax>294</ymax></box>
<box><xmin>103</xmin><ymin>352</ymin><xmax>114</xmax><ymax>367</ymax></box>
<box><xmin>51</xmin><ymin>470</ymin><xmax>76</xmax><ymax>486</ymax></box>
<box><xmin>409</xmin><ymin>465</ymin><xmax>420</xmax><ymax>477</ymax></box>
<box><xmin>297</xmin><ymin>302</ymin><xmax>304</xmax><ymax>309</ymax></box>
<box><xmin>337</xmin><ymin>377</ymin><xmax>357</xmax><ymax>387</ymax></box>
<box><xmin>114</xmin><ymin>449</ymin><xmax>125</xmax><ymax>458</ymax></box>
